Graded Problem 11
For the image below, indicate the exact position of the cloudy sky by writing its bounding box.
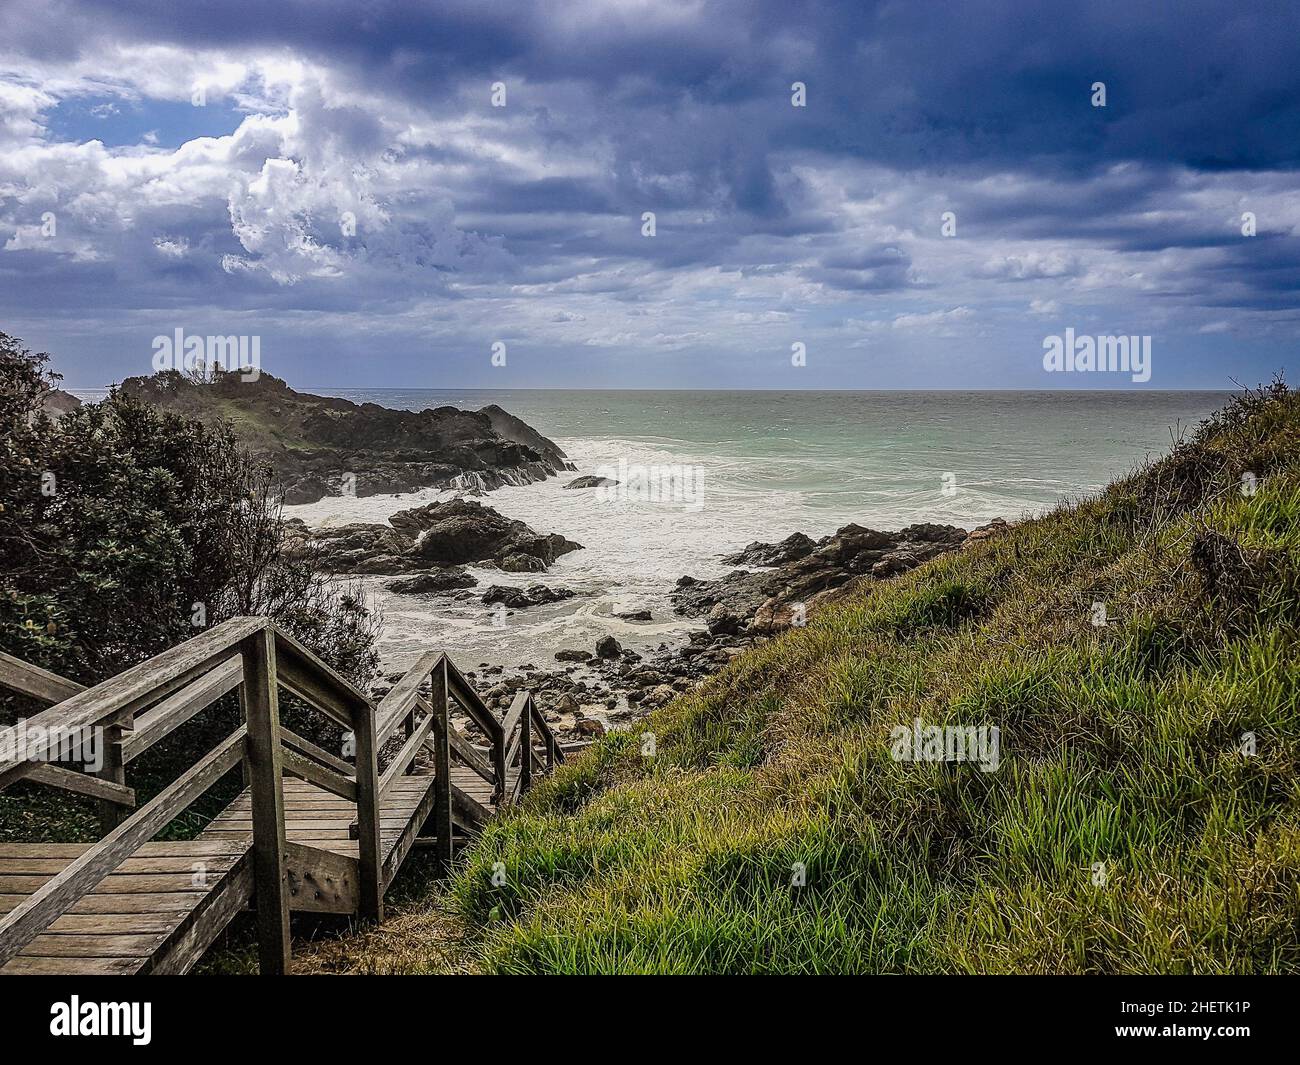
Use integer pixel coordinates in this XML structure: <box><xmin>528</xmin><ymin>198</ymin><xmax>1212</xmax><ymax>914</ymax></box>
<box><xmin>1</xmin><ymin>0</ymin><xmax>1297</xmax><ymax>389</ymax></box>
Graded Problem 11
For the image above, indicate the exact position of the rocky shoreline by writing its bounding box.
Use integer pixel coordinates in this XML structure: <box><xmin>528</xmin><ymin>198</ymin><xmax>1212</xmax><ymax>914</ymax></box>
<box><xmin>117</xmin><ymin>370</ymin><xmax>1013</xmax><ymax>749</ymax></box>
<box><xmin>371</xmin><ymin>516</ymin><xmax>1011</xmax><ymax>746</ymax></box>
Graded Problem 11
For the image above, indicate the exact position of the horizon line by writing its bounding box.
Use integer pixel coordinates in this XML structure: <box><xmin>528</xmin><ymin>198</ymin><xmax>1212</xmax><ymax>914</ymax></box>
<box><xmin>68</xmin><ymin>384</ymin><xmax>1240</xmax><ymax>394</ymax></box>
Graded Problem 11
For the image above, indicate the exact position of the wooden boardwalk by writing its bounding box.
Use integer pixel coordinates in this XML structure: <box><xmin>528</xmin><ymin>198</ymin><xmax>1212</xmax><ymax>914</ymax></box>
<box><xmin>0</xmin><ymin>619</ymin><xmax>558</xmax><ymax>975</ymax></box>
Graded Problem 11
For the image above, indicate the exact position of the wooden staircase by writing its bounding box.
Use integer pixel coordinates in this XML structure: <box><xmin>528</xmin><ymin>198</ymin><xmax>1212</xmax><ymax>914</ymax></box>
<box><xmin>0</xmin><ymin>618</ymin><xmax>559</xmax><ymax>974</ymax></box>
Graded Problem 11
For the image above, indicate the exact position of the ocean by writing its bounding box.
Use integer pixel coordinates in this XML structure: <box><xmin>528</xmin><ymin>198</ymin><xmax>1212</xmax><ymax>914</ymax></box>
<box><xmin>277</xmin><ymin>389</ymin><xmax>1230</xmax><ymax>672</ymax></box>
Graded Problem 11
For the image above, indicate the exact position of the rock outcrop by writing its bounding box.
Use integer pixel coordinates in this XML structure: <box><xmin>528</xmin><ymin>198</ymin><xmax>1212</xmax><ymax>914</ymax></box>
<box><xmin>118</xmin><ymin>370</ymin><xmax>576</xmax><ymax>505</ymax></box>
<box><xmin>285</xmin><ymin>499</ymin><xmax>582</xmax><ymax>575</ymax></box>
<box><xmin>481</xmin><ymin>584</ymin><xmax>576</xmax><ymax>609</ymax></box>
<box><xmin>674</xmin><ymin>521</ymin><xmax>984</xmax><ymax>635</ymax></box>
<box><xmin>565</xmin><ymin>475</ymin><xmax>620</xmax><ymax>489</ymax></box>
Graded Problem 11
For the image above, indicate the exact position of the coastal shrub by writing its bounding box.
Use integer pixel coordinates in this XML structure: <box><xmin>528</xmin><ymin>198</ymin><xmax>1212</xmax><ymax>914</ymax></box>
<box><xmin>0</xmin><ymin>333</ymin><xmax>379</xmax><ymax>840</ymax></box>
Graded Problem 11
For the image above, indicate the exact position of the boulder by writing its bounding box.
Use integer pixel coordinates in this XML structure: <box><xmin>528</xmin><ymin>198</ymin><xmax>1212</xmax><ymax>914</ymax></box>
<box><xmin>387</xmin><ymin>568</ymin><xmax>477</xmax><ymax>594</ymax></box>
<box><xmin>565</xmin><ymin>475</ymin><xmax>620</xmax><ymax>489</ymax></box>
<box><xmin>721</xmin><ymin>531</ymin><xmax>816</xmax><ymax>567</ymax></box>
<box><xmin>481</xmin><ymin>584</ymin><xmax>576</xmax><ymax>609</ymax></box>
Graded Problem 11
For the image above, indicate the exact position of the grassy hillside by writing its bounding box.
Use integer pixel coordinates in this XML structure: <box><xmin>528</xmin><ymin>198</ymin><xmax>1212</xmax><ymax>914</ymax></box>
<box><xmin>307</xmin><ymin>382</ymin><xmax>1300</xmax><ymax>975</ymax></box>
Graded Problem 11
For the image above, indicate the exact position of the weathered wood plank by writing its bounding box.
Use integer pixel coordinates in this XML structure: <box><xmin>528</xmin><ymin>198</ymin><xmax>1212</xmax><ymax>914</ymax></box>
<box><xmin>0</xmin><ymin>954</ymin><xmax>140</xmax><ymax>975</ymax></box>
<box><xmin>428</xmin><ymin>667</ymin><xmax>454</xmax><ymax>875</ymax></box>
<box><xmin>0</xmin><ymin>650</ymin><xmax>84</xmax><ymax>705</ymax></box>
<box><xmin>378</xmin><ymin>710</ymin><xmax>434</xmax><ymax>800</ymax></box>
<box><xmin>451</xmin><ymin>784</ymin><xmax>492</xmax><ymax>828</ymax></box>
<box><xmin>22</xmin><ymin>763</ymin><xmax>135</xmax><ymax>806</ymax></box>
<box><xmin>0</xmin><ymin>892</ymin><xmax>210</xmax><ymax>915</ymax></box>
<box><xmin>0</xmin><ymin>855</ymin><xmax>239</xmax><ymax>875</ymax></box>
<box><xmin>381</xmin><ymin>774</ymin><xmax>439</xmax><ymax>888</ymax></box>
<box><xmin>444</xmin><ymin>725</ymin><xmax>495</xmax><ymax>784</ymax></box>
<box><xmin>0</xmin><ymin>727</ymin><xmax>246</xmax><ymax>966</ymax></box>
<box><xmin>279</xmin><ymin>726</ymin><xmax>354</xmax><ymax>776</ymax></box>
<box><xmin>17</xmin><ymin>932</ymin><xmax>168</xmax><ymax>958</ymax></box>
<box><xmin>149</xmin><ymin>861</ymin><xmax>253</xmax><ymax>975</ymax></box>
<box><xmin>273</xmin><ymin>629</ymin><xmax>372</xmax><ymax>722</ymax></box>
<box><xmin>121</xmin><ymin>656</ymin><xmax>242</xmax><ymax>763</ymax></box>
<box><xmin>274</xmin><ymin>654</ymin><xmax>355</xmax><ymax>730</ymax></box>
<box><xmin>375</xmin><ymin>650</ymin><xmax>441</xmax><ymax>746</ymax></box>
<box><xmin>352</xmin><ymin>698</ymin><xmax>383</xmax><ymax>926</ymax></box>
<box><xmin>0</xmin><ymin>840</ymin><xmax>250</xmax><ymax>859</ymax></box>
<box><xmin>42</xmin><ymin>913</ymin><xmax>183</xmax><ymax>934</ymax></box>
<box><xmin>281</xmin><ymin>745</ymin><xmax>357</xmax><ymax>801</ymax></box>
<box><xmin>285</xmin><ymin>842</ymin><xmax>357</xmax><ymax>914</ymax></box>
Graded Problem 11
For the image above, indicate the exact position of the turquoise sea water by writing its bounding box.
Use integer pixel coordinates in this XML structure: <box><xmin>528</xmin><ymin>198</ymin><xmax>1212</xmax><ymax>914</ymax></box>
<box><xmin>277</xmin><ymin>389</ymin><xmax>1228</xmax><ymax>670</ymax></box>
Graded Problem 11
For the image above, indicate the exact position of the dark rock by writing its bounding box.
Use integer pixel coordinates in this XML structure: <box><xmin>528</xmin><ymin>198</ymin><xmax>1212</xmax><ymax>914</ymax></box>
<box><xmin>673</xmin><ymin>521</ymin><xmax>971</xmax><ymax>635</ymax></box>
<box><xmin>565</xmin><ymin>475</ymin><xmax>620</xmax><ymax>489</ymax></box>
<box><xmin>295</xmin><ymin>497</ymin><xmax>582</xmax><ymax>575</ymax></box>
<box><xmin>282</xmin><ymin>476</ymin><xmax>333</xmax><ymax>506</ymax></box>
<box><xmin>394</xmin><ymin>499</ymin><xmax>582</xmax><ymax>569</ymax></box>
<box><xmin>706</xmin><ymin>602</ymin><xmax>743</xmax><ymax>635</ymax></box>
<box><xmin>387</xmin><ymin>568</ymin><xmax>477</xmax><ymax>594</ymax></box>
<box><xmin>555</xmin><ymin>649</ymin><xmax>591</xmax><ymax>662</ymax></box>
<box><xmin>721</xmin><ymin>531</ymin><xmax>816</xmax><ymax>567</ymax></box>
<box><xmin>481</xmin><ymin>584</ymin><xmax>576</xmax><ymax>609</ymax></box>
<box><xmin>614</xmin><ymin>609</ymin><xmax>653</xmax><ymax>621</ymax></box>
<box><xmin>595</xmin><ymin>635</ymin><xmax>622</xmax><ymax>659</ymax></box>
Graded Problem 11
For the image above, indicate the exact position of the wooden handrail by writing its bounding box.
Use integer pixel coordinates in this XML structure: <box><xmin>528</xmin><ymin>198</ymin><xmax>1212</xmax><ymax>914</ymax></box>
<box><xmin>121</xmin><ymin>656</ymin><xmax>243</xmax><ymax>763</ymax></box>
<box><xmin>274</xmin><ymin>640</ymin><xmax>367</xmax><ymax>731</ymax></box>
<box><xmin>0</xmin><ymin>616</ymin><xmax>266</xmax><ymax>789</ymax></box>
<box><xmin>501</xmin><ymin>691</ymin><xmax>528</xmax><ymax>754</ymax></box>
<box><xmin>379</xmin><ymin>710</ymin><xmax>435</xmax><ymax>801</ymax></box>
<box><xmin>273</xmin><ymin>628</ymin><xmax>373</xmax><ymax>717</ymax></box>
<box><xmin>279</xmin><ymin>725</ymin><xmax>355</xmax><ymax>777</ymax></box>
<box><xmin>528</xmin><ymin>700</ymin><xmax>564</xmax><ymax>768</ymax></box>
<box><xmin>375</xmin><ymin>650</ymin><xmax>442</xmax><ymax>747</ymax></box>
<box><xmin>440</xmin><ymin>713</ymin><xmax>495</xmax><ymax>785</ymax></box>
<box><xmin>0</xmin><ymin>650</ymin><xmax>84</xmax><ymax>705</ymax></box>
<box><xmin>443</xmin><ymin>658</ymin><xmax>504</xmax><ymax>744</ymax></box>
<box><xmin>282</xmin><ymin>744</ymin><xmax>357</xmax><ymax>801</ymax></box>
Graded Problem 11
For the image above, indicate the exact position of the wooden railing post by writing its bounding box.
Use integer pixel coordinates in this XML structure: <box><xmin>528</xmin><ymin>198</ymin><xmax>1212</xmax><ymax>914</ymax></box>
<box><xmin>519</xmin><ymin>697</ymin><xmax>533</xmax><ymax>794</ymax></box>
<box><xmin>95</xmin><ymin>711</ymin><xmax>130</xmax><ymax>832</ymax></box>
<box><xmin>352</xmin><ymin>694</ymin><xmax>384</xmax><ymax>925</ymax></box>
<box><xmin>429</xmin><ymin>659</ymin><xmax>453</xmax><ymax>875</ymax></box>
<box><xmin>491</xmin><ymin>718</ymin><xmax>507</xmax><ymax>806</ymax></box>
<box><xmin>239</xmin><ymin>626</ymin><xmax>290</xmax><ymax>975</ymax></box>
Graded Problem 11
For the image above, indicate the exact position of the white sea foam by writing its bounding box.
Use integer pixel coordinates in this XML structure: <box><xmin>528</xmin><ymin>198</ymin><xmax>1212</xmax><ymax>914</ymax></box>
<box><xmin>287</xmin><ymin>434</ymin><xmax>1044</xmax><ymax>672</ymax></box>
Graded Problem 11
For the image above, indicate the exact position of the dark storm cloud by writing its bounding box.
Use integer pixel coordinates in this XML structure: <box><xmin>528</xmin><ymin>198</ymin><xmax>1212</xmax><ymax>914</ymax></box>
<box><xmin>1</xmin><ymin>0</ymin><xmax>1298</xmax><ymax>386</ymax></box>
<box><xmin>18</xmin><ymin>0</ymin><xmax>1299</xmax><ymax>174</ymax></box>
